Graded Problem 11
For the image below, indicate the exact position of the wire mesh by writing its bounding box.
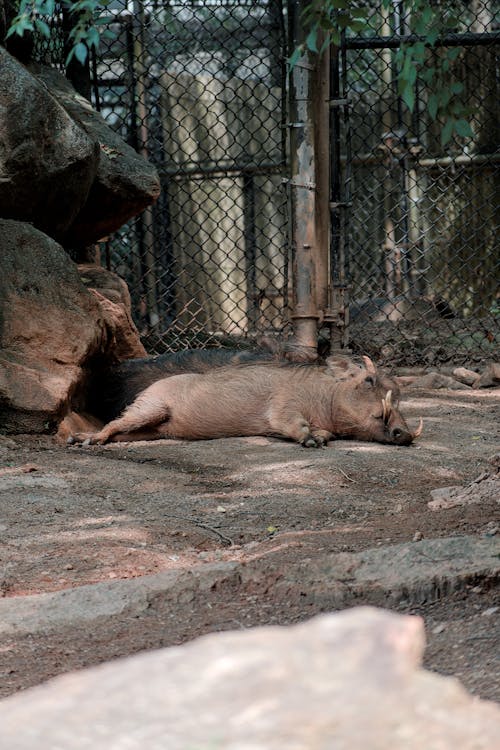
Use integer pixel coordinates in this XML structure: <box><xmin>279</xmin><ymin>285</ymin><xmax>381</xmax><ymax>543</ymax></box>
<box><xmin>337</xmin><ymin>0</ymin><xmax>499</xmax><ymax>365</ymax></box>
<box><xmin>31</xmin><ymin>0</ymin><xmax>499</xmax><ymax>364</ymax></box>
<box><xmin>92</xmin><ymin>0</ymin><xmax>289</xmax><ymax>353</ymax></box>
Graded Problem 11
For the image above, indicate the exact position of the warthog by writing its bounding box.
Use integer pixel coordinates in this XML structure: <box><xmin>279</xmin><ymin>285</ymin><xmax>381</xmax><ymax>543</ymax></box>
<box><xmin>69</xmin><ymin>356</ymin><xmax>422</xmax><ymax>448</ymax></box>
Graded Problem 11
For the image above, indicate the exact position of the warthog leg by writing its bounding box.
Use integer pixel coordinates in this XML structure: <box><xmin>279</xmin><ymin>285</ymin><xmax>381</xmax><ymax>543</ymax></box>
<box><xmin>70</xmin><ymin>387</ymin><xmax>172</xmax><ymax>445</ymax></box>
<box><xmin>310</xmin><ymin>428</ymin><xmax>333</xmax><ymax>446</ymax></box>
<box><xmin>267</xmin><ymin>412</ymin><xmax>326</xmax><ymax>448</ymax></box>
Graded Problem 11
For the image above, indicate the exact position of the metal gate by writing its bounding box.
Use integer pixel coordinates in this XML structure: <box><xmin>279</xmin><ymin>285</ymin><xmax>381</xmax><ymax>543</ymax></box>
<box><xmin>331</xmin><ymin>3</ymin><xmax>499</xmax><ymax>365</ymax></box>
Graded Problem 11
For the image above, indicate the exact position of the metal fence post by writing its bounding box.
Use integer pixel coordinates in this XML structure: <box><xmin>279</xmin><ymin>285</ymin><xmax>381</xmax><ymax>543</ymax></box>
<box><xmin>287</xmin><ymin>0</ymin><xmax>321</xmax><ymax>359</ymax></box>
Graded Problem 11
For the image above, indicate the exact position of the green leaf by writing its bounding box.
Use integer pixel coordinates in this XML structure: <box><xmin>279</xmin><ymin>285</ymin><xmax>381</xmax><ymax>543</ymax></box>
<box><xmin>288</xmin><ymin>45</ymin><xmax>303</xmax><ymax>71</ymax></box>
<box><xmin>402</xmin><ymin>84</ymin><xmax>415</xmax><ymax>112</ymax></box>
<box><xmin>94</xmin><ymin>15</ymin><xmax>114</xmax><ymax>26</ymax></box>
<box><xmin>336</xmin><ymin>12</ymin><xmax>351</xmax><ymax>29</ymax></box>
<box><xmin>6</xmin><ymin>16</ymin><xmax>34</xmax><ymax>37</ymax></box>
<box><xmin>441</xmin><ymin>118</ymin><xmax>455</xmax><ymax>146</ymax></box>
<box><xmin>349</xmin><ymin>20</ymin><xmax>367</xmax><ymax>33</ymax></box>
<box><xmin>407</xmin><ymin>65</ymin><xmax>417</xmax><ymax>86</ymax></box>
<box><xmin>421</xmin><ymin>7</ymin><xmax>434</xmax><ymax>26</ymax></box>
<box><xmin>34</xmin><ymin>18</ymin><xmax>51</xmax><ymax>38</ymax></box>
<box><xmin>447</xmin><ymin>48</ymin><xmax>461</xmax><ymax>61</ymax></box>
<box><xmin>412</xmin><ymin>41</ymin><xmax>426</xmax><ymax>64</ymax></box>
<box><xmin>74</xmin><ymin>42</ymin><xmax>88</xmax><ymax>65</ymax></box>
<box><xmin>454</xmin><ymin>119</ymin><xmax>473</xmax><ymax>138</ymax></box>
<box><xmin>86</xmin><ymin>26</ymin><xmax>100</xmax><ymax>49</ymax></box>
<box><xmin>305</xmin><ymin>28</ymin><xmax>318</xmax><ymax>53</ymax></box>
<box><xmin>352</xmin><ymin>8</ymin><xmax>369</xmax><ymax>18</ymax></box>
<box><xmin>438</xmin><ymin>88</ymin><xmax>452</xmax><ymax>107</ymax></box>
<box><xmin>428</xmin><ymin>94</ymin><xmax>438</xmax><ymax>120</ymax></box>
<box><xmin>420</xmin><ymin>66</ymin><xmax>436</xmax><ymax>84</ymax></box>
<box><xmin>426</xmin><ymin>29</ymin><xmax>439</xmax><ymax>46</ymax></box>
<box><xmin>331</xmin><ymin>29</ymin><xmax>340</xmax><ymax>46</ymax></box>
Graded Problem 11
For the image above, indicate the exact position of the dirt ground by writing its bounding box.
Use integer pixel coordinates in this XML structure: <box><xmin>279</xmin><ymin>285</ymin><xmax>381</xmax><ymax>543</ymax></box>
<box><xmin>0</xmin><ymin>385</ymin><xmax>499</xmax><ymax>702</ymax></box>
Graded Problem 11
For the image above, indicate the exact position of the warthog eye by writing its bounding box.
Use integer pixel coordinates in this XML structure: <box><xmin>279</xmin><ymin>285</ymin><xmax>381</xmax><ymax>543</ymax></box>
<box><xmin>364</xmin><ymin>376</ymin><xmax>375</xmax><ymax>386</ymax></box>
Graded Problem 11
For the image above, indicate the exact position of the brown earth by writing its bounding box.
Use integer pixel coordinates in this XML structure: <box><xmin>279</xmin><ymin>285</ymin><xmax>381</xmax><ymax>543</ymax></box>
<box><xmin>0</xmin><ymin>386</ymin><xmax>499</xmax><ymax>702</ymax></box>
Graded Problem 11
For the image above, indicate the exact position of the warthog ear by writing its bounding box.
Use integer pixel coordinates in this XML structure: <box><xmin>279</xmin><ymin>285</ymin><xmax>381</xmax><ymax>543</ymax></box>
<box><xmin>361</xmin><ymin>356</ymin><xmax>378</xmax><ymax>386</ymax></box>
<box><xmin>325</xmin><ymin>356</ymin><xmax>351</xmax><ymax>371</ymax></box>
<box><xmin>362</xmin><ymin>356</ymin><xmax>377</xmax><ymax>375</ymax></box>
<box><xmin>325</xmin><ymin>357</ymin><xmax>361</xmax><ymax>380</ymax></box>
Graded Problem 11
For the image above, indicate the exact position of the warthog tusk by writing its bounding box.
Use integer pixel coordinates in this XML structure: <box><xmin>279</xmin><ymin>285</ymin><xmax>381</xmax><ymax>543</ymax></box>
<box><xmin>382</xmin><ymin>390</ymin><xmax>392</xmax><ymax>423</ymax></box>
<box><xmin>412</xmin><ymin>418</ymin><xmax>424</xmax><ymax>439</ymax></box>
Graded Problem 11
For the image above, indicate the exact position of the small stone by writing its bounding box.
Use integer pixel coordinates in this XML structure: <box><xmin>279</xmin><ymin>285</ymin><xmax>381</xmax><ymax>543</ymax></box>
<box><xmin>484</xmin><ymin>522</ymin><xmax>499</xmax><ymax>537</ymax></box>
<box><xmin>488</xmin><ymin>453</ymin><xmax>500</xmax><ymax>469</ymax></box>
<box><xmin>64</xmin><ymin>564</ymin><xmax>74</xmax><ymax>570</ymax></box>
<box><xmin>432</xmin><ymin>623</ymin><xmax>446</xmax><ymax>634</ymax></box>
<box><xmin>453</xmin><ymin>367</ymin><xmax>479</xmax><ymax>386</ymax></box>
<box><xmin>413</xmin><ymin>531</ymin><xmax>424</xmax><ymax>542</ymax></box>
<box><xmin>481</xmin><ymin>606</ymin><xmax>499</xmax><ymax>617</ymax></box>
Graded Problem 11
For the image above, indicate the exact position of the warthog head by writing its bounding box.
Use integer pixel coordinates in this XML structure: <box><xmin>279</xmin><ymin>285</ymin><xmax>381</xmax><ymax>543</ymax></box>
<box><xmin>327</xmin><ymin>356</ymin><xmax>423</xmax><ymax>446</ymax></box>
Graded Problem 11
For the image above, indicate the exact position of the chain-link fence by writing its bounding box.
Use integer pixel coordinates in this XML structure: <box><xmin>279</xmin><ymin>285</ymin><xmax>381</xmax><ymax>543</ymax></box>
<box><xmin>91</xmin><ymin>0</ymin><xmax>289</xmax><ymax>352</ymax></box>
<box><xmin>30</xmin><ymin>1</ymin><xmax>499</xmax><ymax>364</ymax></box>
<box><xmin>335</xmin><ymin>1</ymin><xmax>499</xmax><ymax>365</ymax></box>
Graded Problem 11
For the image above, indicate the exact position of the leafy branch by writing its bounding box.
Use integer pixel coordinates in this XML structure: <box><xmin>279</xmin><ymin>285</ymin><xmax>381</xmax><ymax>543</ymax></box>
<box><xmin>6</xmin><ymin>0</ymin><xmax>114</xmax><ymax>66</ymax></box>
<box><xmin>292</xmin><ymin>0</ymin><xmax>474</xmax><ymax>145</ymax></box>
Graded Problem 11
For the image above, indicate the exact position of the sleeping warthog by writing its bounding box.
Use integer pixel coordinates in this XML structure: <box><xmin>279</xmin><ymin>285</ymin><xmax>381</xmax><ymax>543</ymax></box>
<box><xmin>69</xmin><ymin>356</ymin><xmax>422</xmax><ymax>448</ymax></box>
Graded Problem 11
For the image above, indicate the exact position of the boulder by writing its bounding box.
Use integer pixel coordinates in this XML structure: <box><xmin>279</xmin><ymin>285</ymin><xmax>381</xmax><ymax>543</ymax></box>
<box><xmin>0</xmin><ymin>608</ymin><xmax>498</xmax><ymax>749</ymax></box>
<box><xmin>0</xmin><ymin>223</ymin><xmax>149</xmax><ymax>434</ymax></box>
<box><xmin>0</xmin><ymin>220</ymin><xmax>107</xmax><ymax>432</ymax></box>
<box><xmin>0</xmin><ymin>47</ymin><xmax>99</xmax><ymax>241</ymax></box>
<box><xmin>30</xmin><ymin>64</ymin><xmax>161</xmax><ymax>246</ymax></box>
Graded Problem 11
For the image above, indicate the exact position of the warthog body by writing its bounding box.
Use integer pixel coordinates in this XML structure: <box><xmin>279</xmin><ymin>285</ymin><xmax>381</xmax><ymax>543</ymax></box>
<box><xmin>71</xmin><ymin>357</ymin><xmax>421</xmax><ymax>447</ymax></box>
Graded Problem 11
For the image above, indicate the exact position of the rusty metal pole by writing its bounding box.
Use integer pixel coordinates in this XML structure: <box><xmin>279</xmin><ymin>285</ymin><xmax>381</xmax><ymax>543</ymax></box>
<box><xmin>287</xmin><ymin>0</ymin><xmax>320</xmax><ymax>360</ymax></box>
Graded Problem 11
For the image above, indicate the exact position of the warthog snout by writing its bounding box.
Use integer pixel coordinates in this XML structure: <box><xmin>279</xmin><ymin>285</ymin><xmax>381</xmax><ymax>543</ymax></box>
<box><xmin>388</xmin><ymin>426</ymin><xmax>413</xmax><ymax>446</ymax></box>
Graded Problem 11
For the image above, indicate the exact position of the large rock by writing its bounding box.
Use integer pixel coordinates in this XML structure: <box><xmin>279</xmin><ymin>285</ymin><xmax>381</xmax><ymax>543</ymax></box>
<box><xmin>0</xmin><ymin>47</ymin><xmax>99</xmax><ymax>241</ymax></box>
<box><xmin>0</xmin><ymin>222</ymin><xmax>149</xmax><ymax>433</ymax></box>
<box><xmin>0</xmin><ymin>608</ymin><xmax>498</xmax><ymax>749</ymax></box>
<box><xmin>31</xmin><ymin>64</ymin><xmax>161</xmax><ymax>246</ymax></box>
<box><xmin>0</xmin><ymin>221</ymin><xmax>107</xmax><ymax>432</ymax></box>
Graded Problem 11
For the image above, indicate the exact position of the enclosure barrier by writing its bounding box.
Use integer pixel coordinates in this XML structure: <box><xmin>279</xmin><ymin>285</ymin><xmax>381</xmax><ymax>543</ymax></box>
<box><xmin>33</xmin><ymin>0</ymin><xmax>499</xmax><ymax>364</ymax></box>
